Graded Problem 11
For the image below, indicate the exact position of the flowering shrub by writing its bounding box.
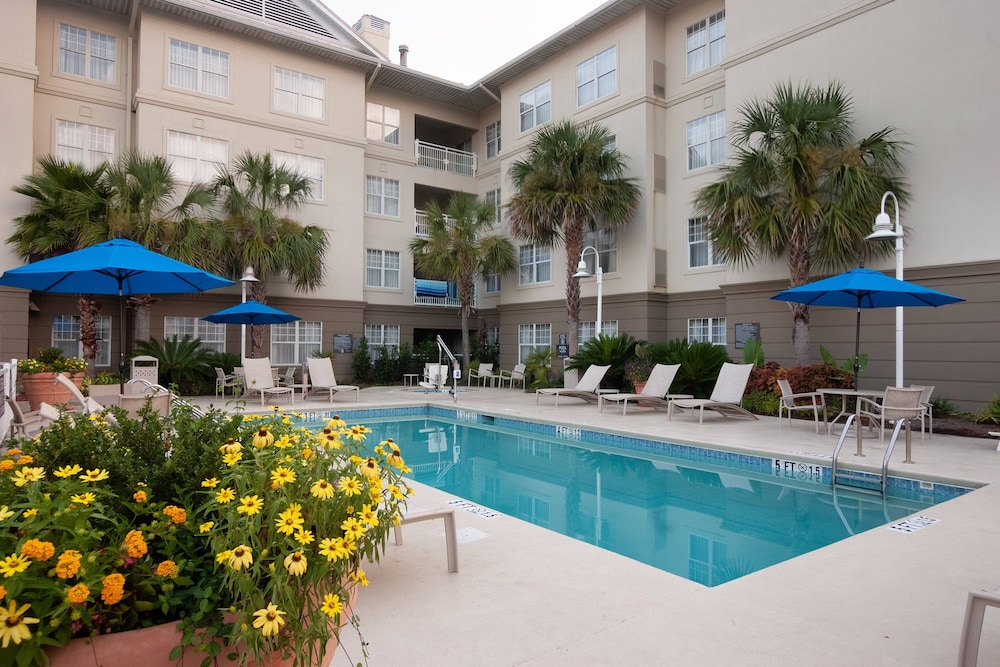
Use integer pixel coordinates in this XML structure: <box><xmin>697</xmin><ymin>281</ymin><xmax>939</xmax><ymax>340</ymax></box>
<box><xmin>200</xmin><ymin>411</ymin><xmax>412</xmax><ymax>666</ymax></box>
<box><xmin>16</xmin><ymin>347</ymin><xmax>87</xmax><ymax>375</ymax></box>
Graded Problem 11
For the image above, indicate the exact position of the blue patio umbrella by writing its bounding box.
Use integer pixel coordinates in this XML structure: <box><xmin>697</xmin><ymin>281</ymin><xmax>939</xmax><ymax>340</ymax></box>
<box><xmin>201</xmin><ymin>300</ymin><xmax>300</xmax><ymax>326</ymax></box>
<box><xmin>771</xmin><ymin>267</ymin><xmax>964</xmax><ymax>389</ymax></box>
<box><xmin>0</xmin><ymin>238</ymin><xmax>233</xmax><ymax>391</ymax></box>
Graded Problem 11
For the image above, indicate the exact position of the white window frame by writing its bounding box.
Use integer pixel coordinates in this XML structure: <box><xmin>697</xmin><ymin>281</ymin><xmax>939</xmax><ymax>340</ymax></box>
<box><xmin>686</xmin><ymin>11</ymin><xmax>726</xmax><ymax>76</ymax></box>
<box><xmin>273</xmin><ymin>66</ymin><xmax>325</xmax><ymax>120</ymax></box>
<box><xmin>364</xmin><ymin>324</ymin><xmax>400</xmax><ymax>359</ymax></box>
<box><xmin>166</xmin><ymin>130</ymin><xmax>229</xmax><ymax>182</ymax></box>
<box><xmin>484</xmin><ymin>272</ymin><xmax>501</xmax><ymax>294</ymax></box>
<box><xmin>58</xmin><ymin>23</ymin><xmax>117</xmax><ymax>83</ymax></box>
<box><xmin>52</xmin><ymin>315</ymin><xmax>111</xmax><ymax>367</ymax></box>
<box><xmin>55</xmin><ymin>120</ymin><xmax>115</xmax><ymax>168</ymax></box>
<box><xmin>164</xmin><ymin>316</ymin><xmax>226</xmax><ymax>353</ymax></box>
<box><xmin>576</xmin><ymin>46</ymin><xmax>617</xmax><ymax>108</ymax></box>
<box><xmin>688</xmin><ymin>317</ymin><xmax>727</xmax><ymax>345</ymax></box>
<box><xmin>688</xmin><ymin>217</ymin><xmax>722</xmax><ymax>268</ymax></box>
<box><xmin>366</xmin><ymin>102</ymin><xmax>400</xmax><ymax>145</ymax></box>
<box><xmin>582</xmin><ymin>228</ymin><xmax>618</xmax><ymax>274</ymax></box>
<box><xmin>686</xmin><ymin>110</ymin><xmax>726</xmax><ymax>171</ymax></box>
<box><xmin>273</xmin><ymin>150</ymin><xmax>325</xmax><ymax>201</ymax></box>
<box><xmin>486</xmin><ymin>326</ymin><xmax>500</xmax><ymax>346</ymax></box>
<box><xmin>485</xmin><ymin>188</ymin><xmax>502</xmax><ymax>224</ymax></box>
<box><xmin>168</xmin><ymin>38</ymin><xmax>230</xmax><ymax>98</ymax></box>
<box><xmin>518</xmin><ymin>244</ymin><xmax>551</xmax><ymax>285</ymax></box>
<box><xmin>579</xmin><ymin>320</ymin><xmax>619</xmax><ymax>346</ymax></box>
<box><xmin>365</xmin><ymin>175</ymin><xmax>400</xmax><ymax>217</ymax></box>
<box><xmin>365</xmin><ymin>249</ymin><xmax>400</xmax><ymax>289</ymax></box>
<box><xmin>270</xmin><ymin>321</ymin><xmax>322</xmax><ymax>364</ymax></box>
<box><xmin>518</xmin><ymin>323</ymin><xmax>551</xmax><ymax>364</ymax></box>
<box><xmin>519</xmin><ymin>81</ymin><xmax>551</xmax><ymax>133</ymax></box>
<box><xmin>486</xmin><ymin>120</ymin><xmax>501</xmax><ymax>159</ymax></box>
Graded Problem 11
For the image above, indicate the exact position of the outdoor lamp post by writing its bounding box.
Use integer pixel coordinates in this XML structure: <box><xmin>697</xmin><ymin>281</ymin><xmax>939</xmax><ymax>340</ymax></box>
<box><xmin>573</xmin><ymin>245</ymin><xmax>603</xmax><ymax>337</ymax></box>
<box><xmin>239</xmin><ymin>266</ymin><xmax>258</xmax><ymax>362</ymax></box>
<box><xmin>865</xmin><ymin>191</ymin><xmax>904</xmax><ymax>387</ymax></box>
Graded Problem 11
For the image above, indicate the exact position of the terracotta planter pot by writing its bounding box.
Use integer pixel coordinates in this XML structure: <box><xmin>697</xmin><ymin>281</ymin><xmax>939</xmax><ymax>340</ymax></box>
<box><xmin>20</xmin><ymin>372</ymin><xmax>84</xmax><ymax>411</ymax></box>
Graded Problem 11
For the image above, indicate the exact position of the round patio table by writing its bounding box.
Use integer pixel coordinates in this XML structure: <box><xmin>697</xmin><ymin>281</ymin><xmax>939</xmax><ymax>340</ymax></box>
<box><xmin>818</xmin><ymin>388</ymin><xmax>885</xmax><ymax>456</ymax></box>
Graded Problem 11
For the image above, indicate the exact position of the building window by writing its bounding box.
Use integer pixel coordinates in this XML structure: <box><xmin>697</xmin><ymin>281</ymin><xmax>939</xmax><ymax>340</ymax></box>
<box><xmin>486</xmin><ymin>326</ymin><xmax>500</xmax><ymax>346</ymax></box>
<box><xmin>164</xmin><ymin>316</ymin><xmax>226</xmax><ymax>353</ymax></box>
<box><xmin>166</xmin><ymin>130</ymin><xmax>229</xmax><ymax>182</ymax></box>
<box><xmin>273</xmin><ymin>150</ymin><xmax>325</xmax><ymax>201</ymax></box>
<box><xmin>689</xmin><ymin>534</ymin><xmax>727</xmax><ymax>586</ymax></box>
<box><xmin>365</xmin><ymin>175</ymin><xmax>400</xmax><ymax>217</ymax></box>
<box><xmin>518</xmin><ymin>244</ymin><xmax>551</xmax><ymax>285</ymax></box>
<box><xmin>273</xmin><ymin>66</ymin><xmax>324</xmax><ymax>119</ymax></box>
<box><xmin>686</xmin><ymin>11</ymin><xmax>725</xmax><ymax>76</ymax></box>
<box><xmin>486</xmin><ymin>120</ymin><xmax>501</xmax><ymax>159</ymax></box>
<box><xmin>687</xmin><ymin>110</ymin><xmax>726</xmax><ymax>171</ymax></box>
<box><xmin>688</xmin><ymin>317</ymin><xmax>727</xmax><ymax>345</ymax></box>
<box><xmin>59</xmin><ymin>24</ymin><xmax>116</xmax><ymax>83</ymax></box>
<box><xmin>52</xmin><ymin>315</ymin><xmax>111</xmax><ymax>367</ymax></box>
<box><xmin>366</xmin><ymin>103</ymin><xmax>400</xmax><ymax>145</ymax></box>
<box><xmin>519</xmin><ymin>81</ymin><xmax>551</xmax><ymax>132</ymax></box>
<box><xmin>55</xmin><ymin>120</ymin><xmax>114</xmax><ymax>168</ymax></box>
<box><xmin>485</xmin><ymin>188</ymin><xmax>501</xmax><ymax>224</ymax></box>
<box><xmin>577</xmin><ymin>46</ymin><xmax>617</xmax><ymax>107</ymax></box>
<box><xmin>582</xmin><ymin>228</ymin><xmax>618</xmax><ymax>274</ymax></box>
<box><xmin>270</xmin><ymin>321</ymin><xmax>322</xmax><ymax>364</ymax></box>
<box><xmin>688</xmin><ymin>217</ymin><xmax>721</xmax><ymax>268</ymax></box>
<box><xmin>365</xmin><ymin>249</ymin><xmax>400</xmax><ymax>289</ymax></box>
<box><xmin>579</xmin><ymin>320</ymin><xmax>619</xmax><ymax>345</ymax></box>
<box><xmin>364</xmin><ymin>324</ymin><xmax>400</xmax><ymax>359</ymax></box>
<box><xmin>484</xmin><ymin>272</ymin><xmax>501</xmax><ymax>294</ymax></box>
<box><xmin>518</xmin><ymin>323</ymin><xmax>550</xmax><ymax>363</ymax></box>
<box><xmin>168</xmin><ymin>38</ymin><xmax>229</xmax><ymax>98</ymax></box>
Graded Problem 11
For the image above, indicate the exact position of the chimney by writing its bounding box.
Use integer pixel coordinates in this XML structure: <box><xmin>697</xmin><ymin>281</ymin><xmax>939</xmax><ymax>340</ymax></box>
<box><xmin>352</xmin><ymin>15</ymin><xmax>390</xmax><ymax>59</ymax></box>
<box><xmin>399</xmin><ymin>44</ymin><xmax>409</xmax><ymax>67</ymax></box>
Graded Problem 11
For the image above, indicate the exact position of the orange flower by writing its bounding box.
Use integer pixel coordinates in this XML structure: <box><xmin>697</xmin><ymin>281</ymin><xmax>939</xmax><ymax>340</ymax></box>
<box><xmin>123</xmin><ymin>530</ymin><xmax>148</xmax><ymax>558</ymax></box>
<box><xmin>163</xmin><ymin>505</ymin><xmax>187</xmax><ymax>524</ymax></box>
<box><xmin>55</xmin><ymin>550</ymin><xmax>82</xmax><ymax>579</ymax></box>
<box><xmin>101</xmin><ymin>573</ymin><xmax>125</xmax><ymax>604</ymax></box>
<box><xmin>66</xmin><ymin>584</ymin><xmax>90</xmax><ymax>604</ymax></box>
<box><xmin>155</xmin><ymin>560</ymin><xmax>179</xmax><ymax>578</ymax></box>
<box><xmin>20</xmin><ymin>539</ymin><xmax>55</xmax><ymax>562</ymax></box>
<box><xmin>133</xmin><ymin>490</ymin><xmax>148</xmax><ymax>503</ymax></box>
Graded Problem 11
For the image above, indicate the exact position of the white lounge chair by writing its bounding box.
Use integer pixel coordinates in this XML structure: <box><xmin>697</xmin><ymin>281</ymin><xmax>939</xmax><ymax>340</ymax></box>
<box><xmin>5</xmin><ymin>397</ymin><xmax>55</xmax><ymax>438</ymax></box>
<box><xmin>599</xmin><ymin>364</ymin><xmax>692</xmax><ymax>415</ymax></box>
<box><xmin>242</xmin><ymin>358</ymin><xmax>294</xmax><ymax>406</ymax></box>
<box><xmin>54</xmin><ymin>373</ymin><xmax>110</xmax><ymax>417</ymax></box>
<box><xmin>306</xmin><ymin>358</ymin><xmax>359</xmax><ymax>402</ymax></box>
<box><xmin>667</xmin><ymin>363</ymin><xmax>759</xmax><ymax>423</ymax></box>
<box><xmin>536</xmin><ymin>365</ymin><xmax>610</xmax><ymax>406</ymax></box>
<box><xmin>777</xmin><ymin>378</ymin><xmax>824</xmax><ymax>433</ymax></box>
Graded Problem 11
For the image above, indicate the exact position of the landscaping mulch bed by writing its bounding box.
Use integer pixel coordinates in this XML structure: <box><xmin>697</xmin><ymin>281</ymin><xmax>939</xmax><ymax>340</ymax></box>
<box><xmin>933</xmin><ymin>415</ymin><xmax>997</xmax><ymax>439</ymax></box>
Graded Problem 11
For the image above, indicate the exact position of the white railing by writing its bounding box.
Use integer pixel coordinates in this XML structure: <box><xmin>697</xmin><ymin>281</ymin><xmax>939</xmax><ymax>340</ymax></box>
<box><xmin>413</xmin><ymin>280</ymin><xmax>476</xmax><ymax>309</ymax></box>
<box><xmin>414</xmin><ymin>209</ymin><xmax>458</xmax><ymax>236</ymax></box>
<box><xmin>415</xmin><ymin>140</ymin><xmax>477</xmax><ymax>176</ymax></box>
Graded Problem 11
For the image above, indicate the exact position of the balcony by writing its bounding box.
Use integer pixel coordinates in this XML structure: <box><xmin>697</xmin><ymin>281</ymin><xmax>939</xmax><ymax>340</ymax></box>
<box><xmin>414</xmin><ymin>209</ymin><xmax>458</xmax><ymax>236</ymax></box>
<box><xmin>415</xmin><ymin>140</ymin><xmax>477</xmax><ymax>176</ymax></box>
<box><xmin>414</xmin><ymin>279</ymin><xmax>476</xmax><ymax>308</ymax></box>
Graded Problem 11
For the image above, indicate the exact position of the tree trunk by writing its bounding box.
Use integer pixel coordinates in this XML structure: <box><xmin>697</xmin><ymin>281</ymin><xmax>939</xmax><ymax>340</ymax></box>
<box><xmin>459</xmin><ymin>270</ymin><xmax>473</xmax><ymax>368</ymax></box>
<box><xmin>250</xmin><ymin>281</ymin><xmax>267</xmax><ymax>359</ymax></box>
<box><xmin>77</xmin><ymin>295</ymin><xmax>101</xmax><ymax>376</ymax></box>
<box><xmin>787</xmin><ymin>221</ymin><xmax>813</xmax><ymax>366</ymax></box>
<box><xmin>792</xmin><ymin>304</ymin><xmax>811</xmax><ymax>366</ymax></box>
<box><xmin>128</xmin><ymin>294</ymin><xmax>160</xmax><ymax>343</ymax></box>
<box><xmin>564</xmin><ymin>216</ymin><xmax>584</xmax><ymax>355</ymax></box>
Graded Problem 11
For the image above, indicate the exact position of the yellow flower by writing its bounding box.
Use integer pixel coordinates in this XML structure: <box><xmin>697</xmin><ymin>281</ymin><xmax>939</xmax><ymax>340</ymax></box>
<box><xmin>301</xmin><ymin>448</ymin><xmax>314</xmax><ymax>460</ymax></box>
<box><xmin>319</xmin><ymin>593</ymin><xmax>342</xmax><ymax>619</ymax></box>
<box><xmin>0</xmin><ymin>555</ymin><xmax>30</xmax><ymax>578</ymax></box>
<box><xmin>358</xmin><ymin>504</ymin><xmax>380</xmax><ymax>528</ymax></box>
<box><xmin>293</xmin><ymin>529</ymin><xmax>315</xmax><ymax>545</ymax></box>
<box><xmin>216</xmin><ymin>488</ymin><xmax>236</xmax><ymax>504</ymax></box>
<box><xmin>384</xmin><ymin>439</ymin><xmax>406</xmax><ymax>468</ymax></box>
<box><xmin>21</xmin><ymin>509</ymin><xmax>37</xmax><ymax>519</ymax></box>
<box><xmin>79</xmin><ymin>468</ymin><xmax>109</xmax><ymax>483</ymax></box>
<box><xmin>20</xmin><ymin>540</ymin><xmax>55</xmax><ymax>561</ymax></box>
<box><xmin>123</xmin><ymin>530</ymin><xmax>148</xmax><ymax>558</ymax></box>
<box><xmin>201</xmin><ymin>477</ymin><xmax>219</xmax><ymax>488</ymax></box>
<box><xmin>283</xmin><ymin>551</ymin><xmax>307</xmax><ymax>576</ymax></box>
<box><xmin>236</xmin><ymin>495</ymin><xmax>263</xmax><ymax>516</ymax></box>
<box><xmin>11</xmin><ymin>467</ymin><xmax>45</xmax><ymax>487</ymax></box>
<box><xmin>132</xmin><ymin>490</ymin><xmax>148</xmax><ymax>503</ymax></box>
<box><xmin>66</xmin><ymin>584</ymin><xmax>90</xmax><ymax>604</ymax></box>
<box><xmin>163</xmin><ymin>505</ymin><xmax>187</xmax><ymax>524</ymax></box>
<box><xmin>341</xmin><ymin>517</ymin><xmax>366</xmax><ymax>541</ymax></box>
<box><xmin>199</xmin><ymin>521</ymin><xmax>214</xmax><ymax>533</ymax></box>
<box><xmin>0</xmin><ymin>601</ymin><xmax>39</xmax><ymax>648</ymax></box>
<box><xmin>101</xmin><ymin>573</ymin><xmax>125</xmax><ymax>604</ymax></box>
<box><xmin>275</xmin><ymin>509</ymin><xmax>304</xmax><ymax>536</ymax></box>
<box><xmin>54</xmin><ymin>550</ymin><xmax>82</xmax><ymax>579</ymax></box>
<box><xmin>320</xmin><ymin>430</ymin><xmax>343</xmax><ymax>450</ymax></box>
<box><xmin>222</xmin><ymin>451</ymin><xmax>243</xmax><ymax>466</ymax></box>
<box><xmin>252</xmin><ymin>427</ymin><xmax>274</xmax><ymax>449</ymax></box>
<box><xmin>388</xmin><ymin>485</ymin><xmax>404</xmax><ymax>500</ymax></box>
<box><xmin>0</xmin><ymin>507</ymin><xmax>13</xmax><ymax>522</ymax></box>
<box><xmin>155</xmin><ymin>560</ymin><xmax>179</xmax><ymax>578</ymax></box>
<box><xmin>339</xmin><ymin>476</ymin><xmax>362</xmax><ymax>497</ymax></box>
<box><xmin>269</xmin><ymin>466</ymin><xmax>296</xmax><ymax>487</ymax></box>
<box><xmin>359</xmin><ymin>457</ymin><xmax>380</xmax><ymax>481</ymax></box>
<box><xmin>345</xmin><ymin>424</ymin><xmax>372</xmax><ymax>443</ymax></box>
<box><xmin>228</xmin><ymin>545</ymin><xmax>253</xmax><ymax>570</ymax></box>
<box><xmin>70</xmin><ymin>492</ymin><xmax>96</xmax><ymax>506</ymax></box>
<box><xmin>215</xmin><ymin>550</ymin><xmax>232</xmax><ymax>564</ymax></box>
<box><xmin>310</xmin><ymin>479</ymin><xmax>335</xmax><ymax>500</ymax></box>
<box><xmin>251</xmin><ymin>603</ymin><xmax>286</xmax><ymax>637</ymax></box>
<box><xmin>273</xmin><ymin>435</ymin><xmax>293</xmax><ymax>449</ymax></box>
<box><xmin>326</xmin><ymin>415</ymin><xmax>346</xmax><ymax>429</ymax></box>
<box><xmin>352</xmin><ymin>568</ymin><xmax>369</xmax><ymax>587</ymax></box>
<box><xmin>219</xmin><ymin>438</ymin><xmax>243</xmax><ymax>455</ymax></box>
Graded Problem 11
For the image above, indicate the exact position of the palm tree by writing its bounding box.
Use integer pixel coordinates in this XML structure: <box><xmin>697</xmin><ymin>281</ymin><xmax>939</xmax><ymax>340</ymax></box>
<box><xmin>409</xmin><ymin>192</ymin><xmax>517</xmax><ymax>365</ymax></box>
<box><xmin>694</xmin><ymin>81</ymin><xmax>906</xmax><ymax>366</ymax></box>
<box><xmin>507</xmin><ymin>120</ymin><xmax>640</xmax><ymax>355</ymax></box>
<box><xmin>213</xmin><ymin>151</ymin><xmax>329</xmax><ymax>358</ymax></box>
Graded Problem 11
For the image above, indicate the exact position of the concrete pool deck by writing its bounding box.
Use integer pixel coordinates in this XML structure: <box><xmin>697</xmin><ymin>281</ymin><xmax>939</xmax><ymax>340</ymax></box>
<box><xmin>188</xmin><ymin>386</ymin><xmax>1000</xmax><ymax>666</ymax></box>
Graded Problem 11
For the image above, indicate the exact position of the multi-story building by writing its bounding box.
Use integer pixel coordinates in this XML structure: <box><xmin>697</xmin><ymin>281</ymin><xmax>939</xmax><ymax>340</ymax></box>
<box><xmin>1</xmin><ymin>0</ymin><xmax>996</xmax><ymax>409</ymax></box>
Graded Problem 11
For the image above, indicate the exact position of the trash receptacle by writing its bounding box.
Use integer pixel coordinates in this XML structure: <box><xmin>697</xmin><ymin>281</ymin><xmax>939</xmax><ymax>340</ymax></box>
<box><xmin>130</xmin><ymin>355</ymin><xmax>159</xmax><ymax>386</ymax></box>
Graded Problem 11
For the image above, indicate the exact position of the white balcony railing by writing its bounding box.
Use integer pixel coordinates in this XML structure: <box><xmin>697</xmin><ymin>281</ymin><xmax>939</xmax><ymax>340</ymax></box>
<box><xmin>413</xmin><ymin>279</ymin><xmax>476</xmax><ymax>308</ymax></box>
<box><xmin>415</xmin><ymin>140</ymin><xmax>477</xmax><ymax>176</ymax></box>
<box><xmin>414</xmin><ymin>209</ymin><xmax>458</xmax><ymax>236</ymax></box>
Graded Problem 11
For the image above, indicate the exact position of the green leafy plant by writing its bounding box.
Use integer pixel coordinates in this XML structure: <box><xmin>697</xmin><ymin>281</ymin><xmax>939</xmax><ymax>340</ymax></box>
<box><xmin>351</xmin><ymin>337</ymin><xmax>373</xmax><ymax>385</ymax></box>
<box><xmin>132</xmin><ymin>336</ymin><xmax>214</xmax><ymax>391</ymax></box>
<box><xmin>566</xmin><ymin>334</ymin><xmax>640</xmax><ymax>389</ymax></box>
<box><xmin>930</xmin><ymin>396</ymin><xmax>957</xmax><ymax>417</ymax></box>
<box><xmin>820</xmin><ymin>345</ymin><xmax>868</xmax><ymax>376</ymax></box>
<box><xmin>643</xmin><ymin>339</ymin><xmax>730</xmax><ymax>398</ymax></box>
<box><xmin>524</xmin><ymin>346</ymin><xmax>553</xmax><ymax>389</ymax></box>
<box><xmin>372</xmin><ymin>345</ymin><xmax>399</xmax><ymax>385</ymax></box>
<box><xmin>741</xmin><ymin>390</ymin><xmax>780</xmax><ymax>416</ymax></box>
<box><xmin>16</xmin><ymin>347</ymin><xmax>87</xmax><ymax>375</ymax></box>
<box><xmin>974</xmin><ymin>394</ymin><xmax>1000</xmax><ymax>425</ymax></box>
<box><xmin>741</xmin><ymin>338</ymin><xmax>765</xmax><ymax>367</ymax></box>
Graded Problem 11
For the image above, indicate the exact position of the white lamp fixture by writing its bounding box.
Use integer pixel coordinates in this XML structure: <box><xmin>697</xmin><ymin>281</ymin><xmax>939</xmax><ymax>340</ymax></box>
<box><xmin>572</xmin><ymin>245</ymin><xmax>603</xmax><ymax>338</ymax></box>
<box><xmin>865</xmin><ymin>191</ymin><xmax>904</xmax><ymax>387</ymax></box>
<box><xmin>239</xmin><ymin>266</ymin><xmax>259</xmax><ymax>362</ymax></box>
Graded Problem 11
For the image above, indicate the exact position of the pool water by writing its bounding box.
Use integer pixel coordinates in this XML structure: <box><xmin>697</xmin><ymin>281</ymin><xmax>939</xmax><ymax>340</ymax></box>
<box><xmin>309</xmin><ymin>411</ymin><xmax>970</xmax><ymax>586</ymax></box>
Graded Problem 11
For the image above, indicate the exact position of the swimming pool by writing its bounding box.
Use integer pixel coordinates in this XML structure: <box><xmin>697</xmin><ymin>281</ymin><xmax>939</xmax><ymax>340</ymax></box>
<box><xmin>299</xmin><ymin>406</ymin><xmax>972</xmax><ymax>586</ymax></box>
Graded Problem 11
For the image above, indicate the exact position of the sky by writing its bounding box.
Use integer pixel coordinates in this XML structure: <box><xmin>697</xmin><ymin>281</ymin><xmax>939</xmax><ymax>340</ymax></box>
<box><xmin>322</xmin><ymin>0</ymin><xmax>609</xmax><ymax>84</ymax></box>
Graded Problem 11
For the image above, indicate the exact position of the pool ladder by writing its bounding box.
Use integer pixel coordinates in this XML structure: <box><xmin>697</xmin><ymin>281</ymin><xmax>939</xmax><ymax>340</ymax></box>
<box><xmin>125</xmin><ymin>378</ymin><xmax>204</xmax><ymax>418</ymax></box>
<box><xmin>831</xmin><ymin>414</ymin><xmax>915</xmax><ymax>498</ymax></box>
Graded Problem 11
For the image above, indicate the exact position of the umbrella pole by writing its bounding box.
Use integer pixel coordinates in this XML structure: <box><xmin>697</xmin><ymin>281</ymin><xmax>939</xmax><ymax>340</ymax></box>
<box><xmin>119</xmin><ymin>290</ymin><xmax>126</xmax><ymax>394</ymax></box>
<box><xmin>853</xmin><ymin>306</ymin><xmax>861</xmax><ymax>391</ymax></box>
